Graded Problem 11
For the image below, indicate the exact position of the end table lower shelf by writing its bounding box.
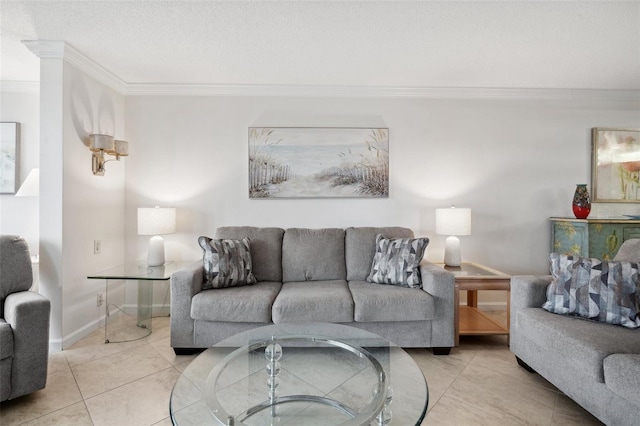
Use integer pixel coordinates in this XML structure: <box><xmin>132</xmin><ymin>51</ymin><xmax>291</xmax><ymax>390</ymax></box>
<box><xmin>438</xmin><ymin>262</ymin><xmax>511</xmax><ymax>346</ymax></box>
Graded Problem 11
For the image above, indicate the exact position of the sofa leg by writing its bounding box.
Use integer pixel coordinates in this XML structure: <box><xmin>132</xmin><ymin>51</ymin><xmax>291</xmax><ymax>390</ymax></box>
<box><xmin>515</xmin><ymin>356</ymin><xmax>536</xmax><ymax>373</ymax></box>
<box><xmin>173</xmin><ymin>348</ymin><xmax>204</xmax><ymax>356</ymax></box>
<box><xmin>432</xmin><ymin>347</ymin><xmax>452</xmax><ymax>355</ymax></box>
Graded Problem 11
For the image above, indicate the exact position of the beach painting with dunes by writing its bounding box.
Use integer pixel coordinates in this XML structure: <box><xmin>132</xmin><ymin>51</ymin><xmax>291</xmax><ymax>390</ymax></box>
<box><xmin>249</xmin><ymin>127</ymin><xmax>389</xmax><ymax>199</ymax></box>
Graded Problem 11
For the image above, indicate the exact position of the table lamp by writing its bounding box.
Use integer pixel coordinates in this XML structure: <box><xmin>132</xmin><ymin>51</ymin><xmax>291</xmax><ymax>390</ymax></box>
<box><xmin>436</xmin><ymin>206</ymin><xmax>471</xmax><ymax>267</ymax></box>
<box><xmin>138</xmin><ymin>206</ymin><xmax>176</xmax><ymax>266</ymax></box>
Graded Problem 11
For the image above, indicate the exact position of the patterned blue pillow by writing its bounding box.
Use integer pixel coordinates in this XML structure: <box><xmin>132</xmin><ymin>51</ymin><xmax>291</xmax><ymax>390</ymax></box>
<box><xmin>542</xmin><ymin>253</ymin><xmax>640</xmax><ymax>328</ymax></box>
<box><xmin>198</xmin><ymin>236</ymin><xmax>257</xmax><ymax>289</ymax></box>
<box><xmin>366</xmin><ymin>234</ymin><xmax>429</xmax><ymax>288</ymax></box>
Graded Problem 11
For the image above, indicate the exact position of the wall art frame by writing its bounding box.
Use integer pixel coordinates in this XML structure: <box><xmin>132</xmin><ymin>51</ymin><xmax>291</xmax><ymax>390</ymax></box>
<box><xmin>249</xmin><ymin>127</ymin><xmax>389</xmax><ymax>199</ymax></box>
<box><xmin>592</xmin><ymin>127</ymin><xmax>640</xmax><ymax>203</ymax></box>
<box><xmin>0</xmin><ymin>122</ymin><xmax>20</xmax><ymax>194</ymax></box>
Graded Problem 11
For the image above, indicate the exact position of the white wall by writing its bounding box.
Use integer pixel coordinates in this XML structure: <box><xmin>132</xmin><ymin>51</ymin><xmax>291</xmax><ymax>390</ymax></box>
<box><xmin>37</xmin><ymin>50</ymin><xmax>126</xmax><ymax>350</ymax></box>
<box><xmin>124</xmin><ymin>95</ymin><xmax>640</xmax><ymax>276</ymax></box>
<box><xmin>60</xmin><ymin>62</ymin><xmax>126</xmax><ymax>347</ymax></box>
<box><xmin>0</xmin><ymin>90</ymin><xmax>39</xmax><ymax>252</ymax></box>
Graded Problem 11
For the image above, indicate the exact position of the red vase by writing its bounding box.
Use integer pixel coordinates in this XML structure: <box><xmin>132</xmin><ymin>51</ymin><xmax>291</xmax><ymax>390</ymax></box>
<box><xmin>572</xmin><ymin>184</ymin><xmax>591</xmax><ymax>219</ymax></box>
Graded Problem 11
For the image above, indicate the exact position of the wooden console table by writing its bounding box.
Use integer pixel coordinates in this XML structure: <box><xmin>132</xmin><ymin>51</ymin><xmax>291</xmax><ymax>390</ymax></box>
<box><xmin>439</xmin><ymin>262</ymin><xmax>511</xmax><ymax>346</ymax></box>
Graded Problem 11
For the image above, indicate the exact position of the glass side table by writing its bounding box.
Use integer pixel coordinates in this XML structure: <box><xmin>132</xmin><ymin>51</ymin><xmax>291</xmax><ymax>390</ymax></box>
<box><xmin>88</xmin><ymin>261</ymin><xmax>196</xmax><ymax>343</ymax></box>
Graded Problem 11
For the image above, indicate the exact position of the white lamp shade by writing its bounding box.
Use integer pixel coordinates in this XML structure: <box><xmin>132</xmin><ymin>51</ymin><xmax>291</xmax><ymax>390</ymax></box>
<box><xmin>114</xmin><ymin>140</ymin><xmax>129</xmax><ymax>156</ymax></box>
<box><xmin>436</xmin><ymin>207</ymin><xmax>471</xmax><ymax>236</ymax></box>
<box><xmin>89</xmin><ymin>134</ymin><xmax>114</xmax><ymax>152</ymax></box>
<box><xmin>138</xmin><ymin>207</ymin><xmax>176</xmax><ymax>236</ymax></box>
<box><xmin>15</xmin><ymin>168</ymin><xmax>39</xmax><ymax>197</ymax></box>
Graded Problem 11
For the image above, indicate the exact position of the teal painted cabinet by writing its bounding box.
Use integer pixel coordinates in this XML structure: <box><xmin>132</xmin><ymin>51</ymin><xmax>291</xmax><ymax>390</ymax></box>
<box><xmin>550</xmin><ymin>217</ymin><xmax>640</xmax><ymax>260</ymax></box>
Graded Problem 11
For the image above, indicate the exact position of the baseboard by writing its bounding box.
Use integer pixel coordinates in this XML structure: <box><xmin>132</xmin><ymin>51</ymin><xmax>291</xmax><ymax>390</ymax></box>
<box><xmin>53</xmin><ymin>303</ymin><xmax>170</xmax><ymax>350</ymax></box>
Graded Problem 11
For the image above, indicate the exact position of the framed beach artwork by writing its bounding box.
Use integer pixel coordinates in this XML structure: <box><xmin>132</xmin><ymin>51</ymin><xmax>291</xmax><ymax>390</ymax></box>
<box><xmin>0</xmin><ymin>122</ymin><xmax>19</xmax><ymax>194</ymax></box>
<box><xmin>592</xmin><ymin>127</ymin><xmax>640</xmax><ymax>203</ymax></box>
<box><xmin>249</xmin><ymin>127</ymin><xmax>389</xmax><ymax>198</ymax></box>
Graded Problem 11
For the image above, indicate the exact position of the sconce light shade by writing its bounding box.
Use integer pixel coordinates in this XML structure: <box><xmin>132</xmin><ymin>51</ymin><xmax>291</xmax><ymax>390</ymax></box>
<box><xmin>436</xmin><ymin>206</ymin><xmax>472</xmax><ymax>267</ymax></box>
<box><xmin>15</xmin><ymin>168</ymin><xmax>39</xmax><ymax>197</ymax></box>
<box><xmin>89</xmin><ymin>134</ymin><xmax>114</xmax><ymax>152</ymax></box>
<box><xmin>114</xmin><ymin>140</ymin><xmax>129</xmax><ymax>156</ymax></box>
<box><xmin>89</xmin><ymin>134</ymin><xmax>128</xmax><ymax>176</ymax></box>
<box><xmin>138</xmin><ymin>206</ymin><xmax>176</xmax><ymax>266</ymax></box>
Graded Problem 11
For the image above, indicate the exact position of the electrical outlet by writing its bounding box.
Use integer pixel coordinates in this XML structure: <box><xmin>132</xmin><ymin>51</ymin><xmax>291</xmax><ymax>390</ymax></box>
<box><xmin>94</xmin><ymin>240</ymin><xmax>101</xmax><ymax>254</ymax></box>
<box><xmin>97</xmin><ymin>292</ymin><xmax>104</xmax><ymax>307</ymax></box>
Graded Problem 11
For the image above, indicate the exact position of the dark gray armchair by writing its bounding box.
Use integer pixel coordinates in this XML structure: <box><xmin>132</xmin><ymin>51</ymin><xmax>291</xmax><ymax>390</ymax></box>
<box><xmin>0</xmin><ymin>235</ymin><xmax>50</xmax><ymax>401</ymax></box>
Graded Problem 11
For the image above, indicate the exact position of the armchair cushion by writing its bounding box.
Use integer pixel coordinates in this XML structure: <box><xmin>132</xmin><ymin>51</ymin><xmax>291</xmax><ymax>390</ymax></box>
<box><xmin>542</xmin><ymin>253</ymin><xmax>640</xmax><ymax>328</ymax></box>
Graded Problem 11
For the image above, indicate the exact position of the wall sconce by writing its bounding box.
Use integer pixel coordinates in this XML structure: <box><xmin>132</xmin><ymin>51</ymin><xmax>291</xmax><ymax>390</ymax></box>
<box><xmin>89</xmin><ymin>134</ymin><xmax>128</xmax><ymax>176</ymax></box>
<box><xmin>436</xmin><ymin>206</ymin><xmax>472</xmax><ymax>267</ymax></box>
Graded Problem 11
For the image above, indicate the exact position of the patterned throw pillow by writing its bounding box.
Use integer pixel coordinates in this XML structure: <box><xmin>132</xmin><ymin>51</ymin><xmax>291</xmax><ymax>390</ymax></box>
<box><xmin>542</xmin><ymin>253</ymin><xmax>640</xmax><ymax>329</ymax></box>
<box><xmin>198</xmin><ymin>236</ymin><xmax>257</xmax><ymax>289</ymax></box>
<box><xmin>366</xmin><ymin>234</ymin><xmax>429</xmax><ymax>288</ymax></box>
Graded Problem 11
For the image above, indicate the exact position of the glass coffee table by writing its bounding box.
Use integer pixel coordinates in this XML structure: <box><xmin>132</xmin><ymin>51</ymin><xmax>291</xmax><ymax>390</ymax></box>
<box><xmin>170</xmin><ymin>323</ymin><xmax>428</xmax><ymax>425</ymax></box>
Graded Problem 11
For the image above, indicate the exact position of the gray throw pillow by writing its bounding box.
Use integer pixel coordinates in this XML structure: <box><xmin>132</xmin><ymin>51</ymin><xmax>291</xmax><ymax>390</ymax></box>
<box><xmin>542</xmin><ymin>253</ymin><xmax>640</xmax><ymax>328</ymax></box>
<box><xmin>366</xmin><ymin>234</ymin><xmax>429</xmax><ymax>288</ymax></box>
<box><xmin>198</xmin><ymin>236</ymin><xmax>257</xmax><ymax>289</ymax></box>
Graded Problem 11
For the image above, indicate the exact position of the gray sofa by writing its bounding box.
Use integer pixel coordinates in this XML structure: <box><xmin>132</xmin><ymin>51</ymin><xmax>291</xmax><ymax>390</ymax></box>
<box><xmin>171</xmin><ymin>226</ymin><xmax>455</xmax><ymax>354</ymax></box>
<box><xmin>510</xmin><ymin>239</ymin><xmax>640</xmax><ymax>426</ymax></box>
<box><xmin>0</xmin><ymin>235</ymin><xmax>51</xmax><ymax>401</ymax></box>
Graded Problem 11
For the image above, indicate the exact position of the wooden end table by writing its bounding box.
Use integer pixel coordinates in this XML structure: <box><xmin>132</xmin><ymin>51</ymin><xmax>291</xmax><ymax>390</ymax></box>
<box><xmin>438</xmin><ymin>262</ymin><xmax>511</xmax><ymax>346</ymax></box>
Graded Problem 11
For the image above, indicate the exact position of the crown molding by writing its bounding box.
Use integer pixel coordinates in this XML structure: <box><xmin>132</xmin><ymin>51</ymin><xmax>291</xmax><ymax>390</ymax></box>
<box><xmin>17</xmin><ymin>41</ymin><xmax>640</xmax><ymax>101</ymax></box>
<box><xmin>123</xmin><ymin>83</ymin><xmax>640</xmax><ymax>100</ymax></box>
<box><xmin>22</xmin><ymin>40</ymin><xmax>127</xmax><ymax>93</ymax></box>
<box><xmin>0</xmin><ymin>80</ymin><xmax>39</xmax><ymax>93</ymax></box>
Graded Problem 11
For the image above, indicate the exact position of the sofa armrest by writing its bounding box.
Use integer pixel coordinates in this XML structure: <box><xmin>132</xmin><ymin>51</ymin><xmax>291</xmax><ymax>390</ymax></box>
<box><xmin>510</xmin><ymin>275</ymin><xmax>551</xmax><ymax>310</ymax></box>
<box><xmin>509</xmin><ymin>275</ymin><xmax>551</xmax><ymax>350</ymax></box>
<box><xmin>4</xmin><ymin>291</ymin><xmax>50</xmax><ymax>399</ymax></box>
<box><xmin>420</xmin><ymin>260</ymin><xmax>455</xmax><ymax>348</ymax></box>
<box><xmin>170</xmin><ymin>262</ymin><xmax>203</xmax><ymax>348</ymax></box>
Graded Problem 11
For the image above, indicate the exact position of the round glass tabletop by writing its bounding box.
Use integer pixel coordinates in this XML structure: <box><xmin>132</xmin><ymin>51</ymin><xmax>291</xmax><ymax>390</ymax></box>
<box><xmin>170</xmin><ymin>323</ymin><xmax>428</xmax><ymax>425</ymax></box>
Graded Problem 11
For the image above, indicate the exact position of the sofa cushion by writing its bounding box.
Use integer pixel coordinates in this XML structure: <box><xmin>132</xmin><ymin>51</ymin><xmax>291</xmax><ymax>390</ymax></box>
<box><xmin>367</xmin><ymin>234</ymin><xmax>429</xmax><ymax>288</ymax></box>
<box><xmin>516</xmin><ymin>307</ymin><xmax>640</xmax><ymax>383</ymax></box>
<box><xmin>198</xmin><ymin>236</ymin><xmax>257</xmax><ymax>289</ymax></box>
<box><xmin>215</xmin><ymin>227</ymin><xmax>285</xmax><ymax>282</ymax></box>
<box><xmin>542</xmin><ymin>253</ymin><xmax>640</xmax><ymax>328</ymax></box>
<box><xmin>345</xmin><ymin>227</ymin><xmax>414</xmax><ymax>281</ymax></box>
<box><xmin>348</xmin><ymin>281</ymin><xmax>435</xmax><ymax>322</ymax></box>
<box><xmin>272</xmin><ymin>280</ymin><xmax>353</xmax><ymax>323</ymax></box>
<box><xmin>0</xmin><ymin>320</ymin><xmax>13</xmax><ymax>360</ymax></box>
<box><xmin>191</xmin><ymin>281</ymin><xmax>282</xmax><ymax>322</ymax></box>
<box><xmin>282</xmin><ymin>228</ymin><xmax>346</xmax><ymax>282</ymax></box>
<box><xmin>603</xmin><ymin>354</ymin><xmax>640</xmax><ymax>406</ymax></box>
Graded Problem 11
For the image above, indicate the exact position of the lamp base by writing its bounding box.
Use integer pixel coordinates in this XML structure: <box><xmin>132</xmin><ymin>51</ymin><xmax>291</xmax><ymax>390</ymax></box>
<box><xmin>444</xmin><ymin>236</ymin><xmax>462</xmax><ymax>267</ymax></box>
<box><xmin>147</xmin><ymin>235</ymin><xmax>166</xmax><ymax>267</ymax></box>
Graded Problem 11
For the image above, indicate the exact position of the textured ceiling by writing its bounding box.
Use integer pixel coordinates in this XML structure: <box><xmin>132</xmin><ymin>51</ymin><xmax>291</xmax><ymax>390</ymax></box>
<box><xmin>2</xmin><ymin>1</ymin><xmax>639</xmax><ymax>90</ymax></box>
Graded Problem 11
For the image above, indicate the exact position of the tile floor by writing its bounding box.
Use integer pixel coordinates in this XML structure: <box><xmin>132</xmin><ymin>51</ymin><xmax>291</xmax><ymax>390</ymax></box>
<box><xmin>0</xmin><ymin>315</ymin><xmax>603</xmax><ymax>426</ymax></box>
